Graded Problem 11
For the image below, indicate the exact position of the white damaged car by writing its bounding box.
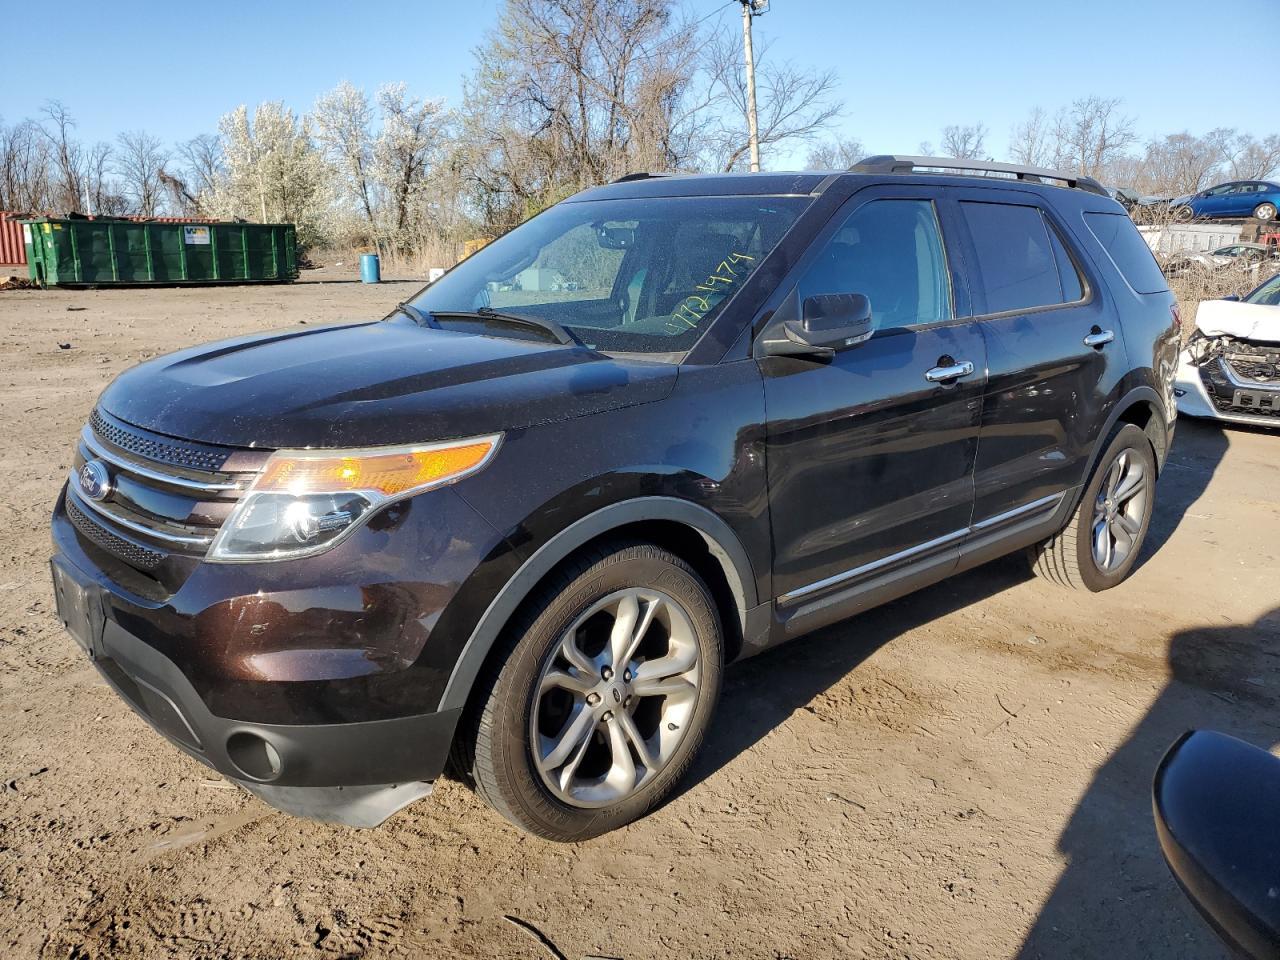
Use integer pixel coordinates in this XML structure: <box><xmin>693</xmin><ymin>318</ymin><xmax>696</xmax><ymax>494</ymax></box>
<box><xmin>1175</xmin><ymin>272</ymin><xmax>1280</xmax><ymax>425</ymax></box>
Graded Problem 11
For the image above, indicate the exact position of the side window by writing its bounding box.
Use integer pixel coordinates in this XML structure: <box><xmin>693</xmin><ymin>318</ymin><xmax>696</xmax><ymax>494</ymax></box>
<box><xmin>960</xmin><ymin>201</ymin><xmax>1065</xmax><ymax>313</ymax></box>
<box><xmin>1083</xmin><ymin>210</ymin><xmax>1168</xmax><ymax>295</ymax></box>
<box><xmin>796</xmin><ymin>198</ymin><xmax>952</xmax><ymax>329</ymax></box>
<box><xmin>1044</xmin><ymin>216</ymin><xmax>1084</xmax><ymax>302</ymax></box>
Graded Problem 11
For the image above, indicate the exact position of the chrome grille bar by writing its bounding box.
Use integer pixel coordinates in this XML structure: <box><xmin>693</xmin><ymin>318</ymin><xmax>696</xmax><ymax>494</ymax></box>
<box><xmin>81</xmin><ymin>426</ymin><xmax>244</xmax><ymax>494</ymax></box>
<box><xmin>66</xmin><ymin>481</ymin><xmax>215</xmax><ymax>548</ymax></box>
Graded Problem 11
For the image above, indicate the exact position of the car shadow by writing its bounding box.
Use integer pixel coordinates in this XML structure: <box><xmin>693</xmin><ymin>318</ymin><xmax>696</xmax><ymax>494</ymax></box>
<box><xmin>686</xmin><ymin>417</ymin><xmax>1230</xmax><ymax>796</ymax></box>
<box><xmin>683</xmin><ymin>553</ymin><xmax>1034</xmax><ymax>795</ymax></box>
<box><xmin>1137</xmin><ymin>416</ymin><xmax>1230</xmax><ymax>561</ymax></box>
<box><xmin>1016</xmin><ymin>608</ymin><xmax>1280</xmax><ymax>959</ymax></box>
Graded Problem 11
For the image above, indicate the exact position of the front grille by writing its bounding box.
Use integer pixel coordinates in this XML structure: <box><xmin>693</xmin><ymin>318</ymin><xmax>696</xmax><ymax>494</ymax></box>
<box><xmin>67</xmin><ymin>410</ymin><xmax>260</xmax><ymax>574</ymax></box>
<box><xmin>1200</xmin><ymin>363</ymin><xmax>1280</xmax><ymax>419</ymax></box>
<box><xmin>1225</xmin><ymin>357</ymin><xmax>1280</xmax><ymax>384</ymax></box>
<box><xmin>89</xmin><ymin>408</ymin><xmax>230</xmax><ymax>472</ymax></box>
<box><xmin>66</xmin><ymin>495</ymin><xmax>166</xmax><ymax>569</ymax></box>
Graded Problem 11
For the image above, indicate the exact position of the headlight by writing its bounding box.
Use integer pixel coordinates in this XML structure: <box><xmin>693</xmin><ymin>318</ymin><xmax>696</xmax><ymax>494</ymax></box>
<box><xmin>207</xmin><ymin>434</ymin><xmax>501</xmax><ymax>561</ymax></box>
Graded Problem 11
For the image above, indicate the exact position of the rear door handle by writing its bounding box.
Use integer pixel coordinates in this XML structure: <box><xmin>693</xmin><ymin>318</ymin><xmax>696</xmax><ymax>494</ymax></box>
<box><xmin>1084</xmin><ymin>329</ymin><xmax>1115</xmax><ymax>348</ymax></box>
<box><xmin>924</xmin><ymin>360</ymin><xmax>975</xmax><ymax>383</ymax></box>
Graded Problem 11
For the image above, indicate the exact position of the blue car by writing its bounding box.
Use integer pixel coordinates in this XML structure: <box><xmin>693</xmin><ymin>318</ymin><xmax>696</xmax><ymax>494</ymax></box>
<box><xmin>1172</xmin><ymin>180</ymin><xmax>1280</xmax><ymax>222</ymax></box>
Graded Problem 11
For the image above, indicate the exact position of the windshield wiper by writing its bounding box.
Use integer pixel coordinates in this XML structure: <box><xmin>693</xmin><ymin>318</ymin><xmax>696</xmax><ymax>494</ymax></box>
<box><xmin>429</xmin><ymin>308</ymin><xmax>577</xmax><ymax>346</ymax></box>
<box><xmin>389</xmin><ymin>300</ymin><xmax>439</xmax><ymax>328</ymax></box>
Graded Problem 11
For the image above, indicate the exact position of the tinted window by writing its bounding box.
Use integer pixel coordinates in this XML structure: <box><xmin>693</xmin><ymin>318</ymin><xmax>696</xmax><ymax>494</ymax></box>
<box><xmin>796</xmin><ymin>198</ymin><xmax>952</xmax><ymax>328</ymax></box>
<box><xmin>1083</xmin><ymin>211</ymin><xmax>1168</xmax><ymax>295</ymax></box>
<box><xmin>415</xmin><ymin>195</ymin><xmax>807</xmax><ymax>354</ymax></box>
<box><xmin>1045</xmin><ymin>219</ymin><xmax>1084</xmax><ymax>302</ymax></box>
<box><xmin>961</xmin><ymin>201</ymin><xmax>1064</xmax><ymax>313</ymax></box>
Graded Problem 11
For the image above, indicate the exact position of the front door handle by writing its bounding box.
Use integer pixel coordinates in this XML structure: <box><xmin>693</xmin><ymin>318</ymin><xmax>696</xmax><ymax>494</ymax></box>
<box><xmin>1084</xmin><ymin>329</ymin><xmax>1115</xmax><ymax>348</ymax></box>
<box><xmin>924</xmin><ymin>360</ymin><xmax>975</xmax><ymax>383</ymax></box>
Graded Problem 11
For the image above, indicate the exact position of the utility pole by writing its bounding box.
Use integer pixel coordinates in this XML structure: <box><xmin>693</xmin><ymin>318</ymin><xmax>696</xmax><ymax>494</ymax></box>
<box><xmin>739</xmin><ymin>0</ymin><xmax>768</xmax><ymax>173</ymax></box>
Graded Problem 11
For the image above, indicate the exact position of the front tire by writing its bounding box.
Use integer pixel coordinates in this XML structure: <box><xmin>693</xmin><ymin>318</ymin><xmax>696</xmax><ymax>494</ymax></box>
<box><xmin>1029</xmin><ymin>424</ymin><xmax>1157</xmax><ymax>592</ymax></box>
<box><xmin>463</xmin><ymin>542</ymin><xmax>723</xmax><ymax>841</ymax></box>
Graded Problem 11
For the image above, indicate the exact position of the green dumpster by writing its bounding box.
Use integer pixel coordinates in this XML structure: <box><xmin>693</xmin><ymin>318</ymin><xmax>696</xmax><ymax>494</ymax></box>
<box><xmin>21</xmin><ymin>217</ymin><xmax>297</xmax><ymax>287</ymax></box>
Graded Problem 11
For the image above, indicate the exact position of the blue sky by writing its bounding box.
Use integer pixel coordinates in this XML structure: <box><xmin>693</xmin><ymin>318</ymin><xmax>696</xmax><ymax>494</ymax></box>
<box><xmin>5</xmin><ymin>0</ymin><xmax>1278</xmax><ymax>169</ymax></box>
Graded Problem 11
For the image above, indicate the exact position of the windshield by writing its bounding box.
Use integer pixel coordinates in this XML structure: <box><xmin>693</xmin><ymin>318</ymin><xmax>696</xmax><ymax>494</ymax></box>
<box><xmin>412</xmin><ymin>195</ymin><xmax>809</xmax><ymax>354</ymax></box>
<box><xmin>1246</xmin><ymin>273</ymin><xmax>1280</xmax><ymax>306</ymax></box>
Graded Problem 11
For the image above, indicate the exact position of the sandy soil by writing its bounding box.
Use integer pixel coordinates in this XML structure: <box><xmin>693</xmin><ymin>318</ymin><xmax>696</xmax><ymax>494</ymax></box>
<box><xmin>1</xmin><ymin>279</ymin><xmax>1276</xmax><ymax>960</ymax></box>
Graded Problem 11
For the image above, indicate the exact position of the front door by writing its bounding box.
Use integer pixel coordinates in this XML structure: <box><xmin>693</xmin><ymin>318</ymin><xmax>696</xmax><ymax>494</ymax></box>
<box><xmin>759</xmin><ymin>186</ymin><xmax>987</xmax><ymax>612</ymax></box>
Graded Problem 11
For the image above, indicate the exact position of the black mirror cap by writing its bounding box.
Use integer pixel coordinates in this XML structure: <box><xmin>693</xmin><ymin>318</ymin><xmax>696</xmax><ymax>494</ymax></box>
<box><xmin>1153</xmin><ymin>730</ymin><xmax>1280</xmax><ymax>960</ymax></box>
<box><xmin>803</xmin><ymin>293</ymin><xmax>872</xmax><ymax>330</ymax></box>
<box><xmin>758</xmin><ymin>292</ymin><xmax>874</xmax><ymax>360</ymax></box>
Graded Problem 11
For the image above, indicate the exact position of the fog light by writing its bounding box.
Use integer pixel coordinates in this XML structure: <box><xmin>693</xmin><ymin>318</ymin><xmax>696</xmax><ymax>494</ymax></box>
<box><xmin>226</xmin><ymin>731</ymin><xmax>284</xmax><ymax>781</ymax></box>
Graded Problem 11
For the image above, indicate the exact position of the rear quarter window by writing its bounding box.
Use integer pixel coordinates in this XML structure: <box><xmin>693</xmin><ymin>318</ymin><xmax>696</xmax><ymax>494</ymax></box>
<box><xmin>1082</xmin><ymin>211</ymin><xmax>1168</xmax><ymax>295</ymax></box>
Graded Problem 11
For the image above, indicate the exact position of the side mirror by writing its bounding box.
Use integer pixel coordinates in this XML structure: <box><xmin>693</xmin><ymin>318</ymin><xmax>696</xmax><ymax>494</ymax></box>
<box><xmin>1153</xmin><ymin>730</ymin><xmax>1280</xmax><ymax>960</ymax></box>
<box><xmin>760</xmin><ymin>293</ymin><xmax>875</xmax><ymax>360</ymax></box>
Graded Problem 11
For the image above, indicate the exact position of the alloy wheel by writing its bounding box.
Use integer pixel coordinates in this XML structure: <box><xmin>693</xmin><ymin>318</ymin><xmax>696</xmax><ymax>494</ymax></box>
<box><xmin>530</xmin><ymin>588</ymin><xmax>701</xmax><ymax>808</ymax></box>
<box><xmin>1091</xmin><ymin>449</ymin><xmax>1148</xmax><ymax>573</ymax></box>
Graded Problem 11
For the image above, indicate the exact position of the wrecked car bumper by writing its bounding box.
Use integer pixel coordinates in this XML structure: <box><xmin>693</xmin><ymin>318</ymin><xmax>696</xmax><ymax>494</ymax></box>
<box><xmin>1175</xmin><ymin>346</ymin><xmax>1280</xmax><ymax>426</ymax></box>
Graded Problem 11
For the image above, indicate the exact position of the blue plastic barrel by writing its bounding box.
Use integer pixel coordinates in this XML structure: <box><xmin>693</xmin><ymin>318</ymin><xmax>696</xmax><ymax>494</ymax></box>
<box><xmin>360</xmin><ymin>253</ymin><xmax>381</xmax><ymax>283</ymax></box>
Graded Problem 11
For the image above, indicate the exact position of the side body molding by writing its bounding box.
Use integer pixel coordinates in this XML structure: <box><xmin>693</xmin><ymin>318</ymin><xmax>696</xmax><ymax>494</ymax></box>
<box><xmin>437</xmin><ymin>496</ymin><xmax>759</xmax><ymax>713</ymax></box>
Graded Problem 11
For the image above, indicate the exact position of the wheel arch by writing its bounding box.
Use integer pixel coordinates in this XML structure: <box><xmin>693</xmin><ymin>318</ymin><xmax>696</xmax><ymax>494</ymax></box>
<box><xmin>1082</xmin><ymin>385</ymin><xmax>1168</xmax><ymax>491</ymax></box>
<box><xmin>437</xmin><ymin>496</ymin><xmax>758</xmax><ymax>714</ymax></box>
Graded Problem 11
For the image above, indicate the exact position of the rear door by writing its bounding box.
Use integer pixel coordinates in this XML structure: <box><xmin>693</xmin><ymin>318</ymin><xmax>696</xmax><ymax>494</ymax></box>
<box><xmin>946</xmin><ymin>187</ymin><xmax>1126</xmax><ymax>525</ymax></box>
<box><xmin>760</xmin><ymin>185</ymin><xmax>987</xmax><ymax>608</ymax></box>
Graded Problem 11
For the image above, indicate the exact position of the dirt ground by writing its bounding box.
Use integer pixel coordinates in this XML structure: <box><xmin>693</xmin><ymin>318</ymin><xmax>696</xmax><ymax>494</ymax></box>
<box><xmin>1</xmin><ymin>278</ymin><xmax>1277</xmax><ymax>960</ymax></box>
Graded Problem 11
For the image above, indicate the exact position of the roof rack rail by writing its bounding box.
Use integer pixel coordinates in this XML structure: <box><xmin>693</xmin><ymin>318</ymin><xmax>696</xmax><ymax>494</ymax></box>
<box><xmin>849</xmin><ymin>155</ymin><xmax>1109</xmax><ymax>197</ymax></box>
<box><xmin>611</xmin><ymin>172</ymin><xmax>670</xmax><ymax>184</ymax></box>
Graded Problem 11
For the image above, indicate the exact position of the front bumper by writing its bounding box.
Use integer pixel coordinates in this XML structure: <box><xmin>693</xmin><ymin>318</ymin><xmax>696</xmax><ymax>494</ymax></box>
<box><xmin>1174</xmin><ymin>352</ymin><xmax>1280</xmax><ymax>427</ymax></box>
<box><xmin>50</xmin><ymin>481</ymin><xmax>512</xmax><ymax>826</ymax></box>
<box><xmin>53</xmin><ymin>551</ymin><xmax>459</xmax><ymax>825</ymax></box>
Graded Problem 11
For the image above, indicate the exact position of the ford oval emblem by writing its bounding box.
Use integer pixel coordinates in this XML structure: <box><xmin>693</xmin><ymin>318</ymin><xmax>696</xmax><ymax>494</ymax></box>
<box><xmin>79</xmin><ymin>460</ymin><xmax>112</xmax><ymax>502</ymax></box>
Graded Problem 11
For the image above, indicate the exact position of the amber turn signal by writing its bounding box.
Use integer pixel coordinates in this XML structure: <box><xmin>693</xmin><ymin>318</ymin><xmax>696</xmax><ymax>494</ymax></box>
<box><xmin>252</xmin><ymin>436</ymin><xmax>501</xmax><ymax>497</ymax></box>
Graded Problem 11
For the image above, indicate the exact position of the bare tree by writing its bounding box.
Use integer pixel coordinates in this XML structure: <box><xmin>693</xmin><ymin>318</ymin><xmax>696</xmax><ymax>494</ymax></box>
<box><xmin>941</xmin><ymin>123</ymin><xmax>987</xmax><ymax>160</ymax></box>
<box><xmin>1138</xmin><ymin>131</ymin><xmax>1226</xmax><ymax>196</ymax></box>
<box><xmin>84</xmin><ymin>141</ymin><xmax>125</xmax><ymax>215</ymax></box>
<box><xmin>39</xmin><ymin>100</ymin><xmax>85</xmax><ymax>212</ymax></box>
<box><xmin>1051</xmin><ymin>95</ymin><xmax>1137</xmax><ymax>180</ymax></box>
<box><xmin>115</xmin><ymin>130</ymin><xmax>168</xmax><ymax>216</ymax></box>
<box><xmin>0</xmin><ymin>118</ymin><xmax>53</xmax><ymax>211</ymax></box>
<box><xmin>462</xmin><ymin>0</ymin><xmax>704</xmax><ymax>229</ymax></box>
<box><xmin>1010</xmin><ymin>107</ymin><xmax>1053</xmax><ymax>168</ymax></box>
<box><xmin>1222</xmin><ymin>132</ymin><xmax>1280</xmax><ymax>181</ymax></box>
<box><xmin>177</xmin><ymin>133</ymin><xmax>223</xmax><ymax>201</ymax></box>
<box><xmin>700</xmin><ymin>31</ymin><xmax>841</xmax><ymax>172</ymax></box>
<box><xmin>805</xmin><ymin>135</ymin><xmax>865</xmax><ymax>170</ymax></box>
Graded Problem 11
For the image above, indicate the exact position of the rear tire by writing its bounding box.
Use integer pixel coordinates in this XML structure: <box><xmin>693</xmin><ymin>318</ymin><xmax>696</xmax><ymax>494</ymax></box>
<box><xmin>1254</xmin><ymin>201</ymin><xmax>1277</xmax><ymax>222</ymax></box>
<box><xmin>461</xmin><ymin>541</ymin><xmax>723</xmax><ymax>842</ymax></box>
<box><xmin>1028</xmin><ymin>424</ymin><xmax>1157</xmax><ymax>592</ymax></box>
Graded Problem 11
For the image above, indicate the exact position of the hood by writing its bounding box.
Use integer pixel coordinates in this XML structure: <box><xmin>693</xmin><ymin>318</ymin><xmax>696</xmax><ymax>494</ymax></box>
<box><xmin>99</xmin><ymin>318</ymin><xmax>678</xmax><ymax>449</ymax></box>
<box><xmin>1193</xmin><ymin>298</ymin><xmax>1280</xmax><ymax>342</ymax></box>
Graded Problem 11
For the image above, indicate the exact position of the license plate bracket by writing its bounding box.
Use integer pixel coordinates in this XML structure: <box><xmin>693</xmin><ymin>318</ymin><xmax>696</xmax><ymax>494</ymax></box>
<box><xmin>1232</xmin><ymin>388</ymin><xmax>1280</xmax><ymax>413</ymax></box>
<box><xmin>50</xmin><ymin>558</ymin><xmax>104</xmax><ymax>659</ymax></box>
